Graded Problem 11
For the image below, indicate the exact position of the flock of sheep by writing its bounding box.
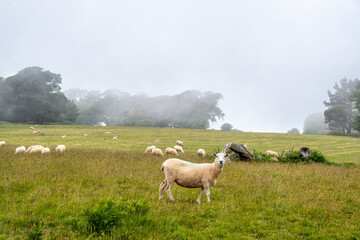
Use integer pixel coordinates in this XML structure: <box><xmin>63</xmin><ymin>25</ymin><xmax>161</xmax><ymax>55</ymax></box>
<box><xmin>144</xmin><ymin>140</ymin><xmax>206</xmax><ymax>158</ymax></box>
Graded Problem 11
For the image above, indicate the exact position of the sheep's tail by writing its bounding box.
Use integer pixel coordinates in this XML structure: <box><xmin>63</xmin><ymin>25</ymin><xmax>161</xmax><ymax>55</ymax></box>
<box><xmin>160</xmin><ymin>161</ymin><xmax>167</xmax><ymax>171</ymax></box>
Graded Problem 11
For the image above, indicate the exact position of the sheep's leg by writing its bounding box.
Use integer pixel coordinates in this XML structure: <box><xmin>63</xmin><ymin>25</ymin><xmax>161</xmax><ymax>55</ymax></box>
<box><xmin>205</xmin><ymin>188</ymin><xmax>211</xmax><ymax>202</ymax></box>
<box><xmin>159</xmin><ymin>179</ymin><xmax>167</xmax><ymax>200</ymax></box>
<box><xmin>165</xmin><ymin>179</ymin><xmax>175</xmax><ymax>201</ymax></box>
<box><xmin>196</xmin><ymin>188</ymin><xmax>205</xmax><ymax>204</ymax></box>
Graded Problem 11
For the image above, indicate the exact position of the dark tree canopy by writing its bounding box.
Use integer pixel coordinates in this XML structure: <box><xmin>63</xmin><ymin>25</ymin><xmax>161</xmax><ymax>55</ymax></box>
<box><xmin>287</xmin><ymin>128</ymin><xmax>300</xmax><ymax>134</ymax></box>
<box><xmin>0</xmin><ymin>67</ymin><xmax>78</xmax><ymax>124</ymax></box>
<box><xmin>220</xmin><ymin>123</ymin><xmax>233</xmax><ymax>131</ymax></box>
<box><xmin>65</xmin><ymin>89</ymin><xmax>225</xmax><ymax>129</ymax></box>
<box><xmin>323</xmin><ymin>78</ymin><xmax>359</xmax><ymax>134</ymax></box>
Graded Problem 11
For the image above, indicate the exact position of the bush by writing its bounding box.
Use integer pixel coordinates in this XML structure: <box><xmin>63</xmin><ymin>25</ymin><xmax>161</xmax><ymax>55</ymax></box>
<box><xmin>253</xmin><ymin>149</ymin><xmax>330</xmax><ymax>164</ymax></box>
<box><xmin>72</xmin><ymin>199</ymin><xmax>150</xmax><ymax>235</ymax></box>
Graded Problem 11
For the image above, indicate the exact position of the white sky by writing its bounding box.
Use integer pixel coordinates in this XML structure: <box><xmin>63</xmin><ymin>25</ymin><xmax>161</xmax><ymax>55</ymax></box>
<box><xmin>1</xmin><ymin>0</ymin><xmax>359</xmax><ymax>132</ymax></box>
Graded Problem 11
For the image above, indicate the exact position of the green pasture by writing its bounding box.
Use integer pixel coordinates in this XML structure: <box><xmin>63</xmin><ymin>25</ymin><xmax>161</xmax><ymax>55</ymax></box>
<box><xmin>0</xmin><ymin>124</ymin><xmax>360</xmax><ymax>239</ymax></box>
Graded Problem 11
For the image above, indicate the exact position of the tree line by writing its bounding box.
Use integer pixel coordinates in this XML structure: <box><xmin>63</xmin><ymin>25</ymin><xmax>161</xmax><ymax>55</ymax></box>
<box><xmin>0</xmin><ymin>67</ymin><xmax>224</xmax><ymax>129</ymax></box>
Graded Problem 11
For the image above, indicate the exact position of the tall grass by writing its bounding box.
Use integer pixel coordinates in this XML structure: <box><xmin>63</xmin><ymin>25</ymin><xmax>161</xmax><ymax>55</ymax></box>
<box><xmin>0</xmin><ymin>124</ymin><xmax>360</xmax><ymax>238</ymax></box>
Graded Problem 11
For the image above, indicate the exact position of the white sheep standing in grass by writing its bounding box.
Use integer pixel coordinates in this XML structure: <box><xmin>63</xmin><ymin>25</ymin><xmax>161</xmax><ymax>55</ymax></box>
<box><xmin>266</xmin><ymin>150</ymin><xmax>279</xmax><ymax>158</ymax></box>
<box><xmin>29</xmin><ymin>126</ymin><xmax>35</xmax><ymax>131</ymax></box>
<box><xmin>144</xmin><ymin>145</ymin><xmax>156</xmax><ymax>153</ymax></box>
<box><xmin>113</xmin><ymin>136</ymin><xmax>118</xmax><ymax>140</ymax></box>
<box><xmin>41</xmin><ymin>147</ymin><xmax>51</xmax><ymax>154</ymax></box>
<box><xmin>152</xmin><ymin>148</ymin><xmax>164</xmax><ymax>156</ymax></box>
<box><xmin>197</xmin><ymin>148</ymin><xmax>206</xmax><ymax>158</ymax></box>
<box><xmin>56</xmin><ymin>145</ymin><xmax>66</xmax><ymax>153</ymax></box>
<box><xmin>30</xmin><ymin>146</ymin><xmax>45</xmax><ymax>153</ymax></box>
<box><xmin>154</xmin><ymin>139</ymin><xmax>159</xmax><ymax>143</ymax></box>
<box><xmin>176</xmin><ymin>140</ymin><xmax>184</xmax><ymax>147</ymax></box>
<box><xmin>26</xmin><ymin>145</ymin><xmax>44</xmax><ymax>153</ymax></box>
<box><xmin>15</xmin><ymin>146</ymin><xmax>26</xmax><ymax>154</ymax></box>
<box><xmin>159</xmin><ymin>151</ymin><xmax>230</xmax><ymax>203</ymax></box>
<box><xmin>84</xmin><ymin>134</ymin><xmax>88</xmax><ymax>136</ymax></box>
<box><xmin>0</xmin><ymin>141</ymin><xmax>6</xmax><ymax>147</ymax></box>
<box><xmin>61</xmin><ymin>135</ymin><xmax>66</xmax><ymax>139</ymax></box>
<box><xmin>244</xmin><ymin>143</ymin><xmax>249</xmax><ymax>149</ymax></box>
<box><xmin>174</xmin><ymin>145</ymin><xmax>184</xmax><ymax>154</ymax></box>
<box><xmin>165</xmin><ymin>147</ymin><xmax>178</xmax><ymax>156</ymax></box>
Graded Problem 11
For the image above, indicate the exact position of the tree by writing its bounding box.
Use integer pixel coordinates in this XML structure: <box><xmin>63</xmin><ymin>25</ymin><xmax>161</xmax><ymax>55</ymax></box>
<box><xmin>221</xmin><ymin>123</ymin><xmax>233</xmax><ymax>131</ymax></box>
<box><xmin>287</xmin><ymin>128</ymin><xmax>300</xmax><ymax>134</ymax></box>
<box><xmin>303</xmin><ymin>113</ymin><xmax>328</xmax><ymax>135</ymax></box>
<box><xmin>323</xmin><ymin>78</ymin><xmax>359</xmax><ymax>134</ymax></box>
<box><xmin>0</xmin><ymin>67</ymin><xmax>78</xmax><ymax>123</ymax></box>
<box><xmin>350</xmin><ymin>81</ymin><xmax>360</xmax><ymax>132</ymax></box>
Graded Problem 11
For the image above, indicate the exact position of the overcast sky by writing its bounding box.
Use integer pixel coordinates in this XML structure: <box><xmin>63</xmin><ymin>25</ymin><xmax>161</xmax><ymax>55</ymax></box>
<box><xmin>1</xmin><ymin>0</ymin><xmax>359</xmax><ymax>132</ymax></box>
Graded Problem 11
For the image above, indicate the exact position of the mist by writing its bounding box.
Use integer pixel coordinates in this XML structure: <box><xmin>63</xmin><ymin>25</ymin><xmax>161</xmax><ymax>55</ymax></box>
<box><xmin>1</xmin><ymin>0</ymin><xmax>359</xmax><ymax>132</ymax></box>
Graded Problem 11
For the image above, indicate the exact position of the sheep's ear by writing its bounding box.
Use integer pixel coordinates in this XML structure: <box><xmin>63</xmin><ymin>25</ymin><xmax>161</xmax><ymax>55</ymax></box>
<box><xmin>225</xmin><ymin>153</ymin><xmax>230</xmax><ymax>158</ymax></box>
<box><xmin>212</xmin><ymin>153</ymin><xmax>217</xmax><ymax>157</ymax></box>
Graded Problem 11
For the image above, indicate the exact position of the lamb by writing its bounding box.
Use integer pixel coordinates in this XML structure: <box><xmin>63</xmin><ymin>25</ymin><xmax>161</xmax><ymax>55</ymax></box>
<box><xmin>165</xmin><ymin>147</ymin><xmax>178</xmax><ymax>156</ymax></box>
<box><xmin>113</xmin><ymin>136</ymin><xmax>118</xmax><ymax>140</ymax></box>
<box><xmin>15</xmin><ymin>146</ymin><xmax>26</xmax><ymax>154</ymax></box>
<box><xmin>84</xmin><ymin>134</ymin><xmax>88</xmax><ymax>136</ymax></box>
<box><xmin>30</xmin><ymin>146</ymin><xmax>45</xmax><ymax>153</ymax></box>
<box><xmin>61</xmin><ymin>135</ymin><xmax>66</xmax><ymax>138</ymax></box>
<box><xmin>144</xmin><ymin>145</ymin><xmax>156</xmax><ymax>153</ymax></box>
<box><xmin>26</xmin><ymin>145</ymin><xmax>44</xmax><ymax>152</ymax></box>
<box><xmin>41</xmin><ymin>147</ymin><xmax>51</xmax><ymax>154</ymax></box>
<box><xmin>197</xmin><ymin>148</ymin><xmax>206</xmax><ymax>158</ymax></box>
<box><xmin>106</xmin><ymin>131</ymin><xmax>111</xmax><ymax>134</ymax></box>
<box><xmin>173</xmin><ymin>145</ymin><xmax>184</xmax><ymax>154</ymax></box>
<box><xmin>152</xmin><ymin>148</ymin><xmax>164</xmax><ymax>156</ymax></box>
<box><xmin>0</xmin><ymin>141</ymin><xmax>6</xmax><ymax>147</ymax></box>
<box><xmin>29</xmin><ymin>126</ymin><xmax>35</xmax><ymax>130</ymax></box>
<box><xmin>176</xmin><ymin>140</ymin><xmax>184</xmax><ymax>147</ymax></box>
<box><xmin>159</xmin><ymin>151</ymin><xmax>229</xmax><ymax>203</ymax></box>
<box><xmin>56</xmin><ymin>145</ymin><xmax>66</xmax><ymax>153</ymax></box>
<box><xmin>266</xmin><ymin>150</ymin><xmax>279</xmax><ymax>158</ymax></box>
<box><xmin>154</xmin><ymin>139</ymin><xmax>159</xmax><ymax>143</ymax></box>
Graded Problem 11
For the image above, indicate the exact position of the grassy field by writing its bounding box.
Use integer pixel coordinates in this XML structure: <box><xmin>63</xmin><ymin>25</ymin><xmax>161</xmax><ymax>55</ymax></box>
<box><xmin>0</xmin><ymin>124</ymin><xmax>360</xmax><ymax>239</ymax></box>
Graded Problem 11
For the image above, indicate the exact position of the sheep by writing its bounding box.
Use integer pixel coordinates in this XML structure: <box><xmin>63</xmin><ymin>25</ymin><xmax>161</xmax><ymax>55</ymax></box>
<box><xmin>36</xmin><ymin>131</ymin><xmax>46</xmax><ymax>136</ymax></box>
<box><xmin>176</xmin><ymin>140</ymin><xmax>184</xmax><ymax>147</ymax></box>
<box><xmin>266</xmin><ymin>150</ymin><xmax>279</xmax><ymax>158</ymax></box>
<box><xmin>30</xmin><ymin>146</ymin><xmax>45</xmax><ymax>153</ymax></box>
<box><xmin>197</xmin><ymin>148</ymin><xmax>206</xmax><ymax>158</ymax></box>
<box><xmin>15</xmin><ymin>146</ymin><xmax>26</xmax><ymax>154</ymax></box>
<box><xmin>106</xmin><ymin>131</ymin><xmax>111</xmax><ymax>134</ymax></box>
<box><xmin>41</xmin><ymin>147</ymin><xmax>51</xmax><ymax>154</ymax></box>
<box><xmin>61</xmin><ymin>135</ymin><xmax>66</xmax><ymax>139</ymax></box>
<box><xmin>113</xmin><ymin>136</ymin><xmax>118</xmax><ymax>140</ymax></box>
<box><xmin>33</xmin><ymin>131</ymin><xmax>38</xmax><ymax>134</ymax></box>
<box><xmin>84</xmin><ymin>134</ymin><xmax>88</xmax><ymax>136</ymax></box>
<box><xmin>144</xmin><ymin>145</ymin><xmax>156</xmax><ymax>153</ymax></box>
<box><xmin>159</xmin><ymin>152</ymin><xmax>229</xmax><ymax>203</ymax></box>
<box><xmin>0</xmin><ymin>141</ymin><xmax>6</xmax><ymax>147</ymax></box>
<box><xmin>152</xmin><ymin>148</ymin><xmax>164</xmax><ymax>156</ymax></box>
<box><xmin>165</xmin><ymin>147</ymin><xmax>178</xmax><ymax>156</ymax></box>
<box><xmin>244</xmin><ymin>143</ymin><xmax>249</xmax><ymax>149</ymax></box>
<box><xmin>56</xmin><ymin>145</ymin><xmax>66</xmax><ymax>153</ymax></box>
<box><xmin>29</xmin><ymin>126</ymin><xmax>35</xmax><ymax>131</ymax></box>
<box><xmin>26</xmin><ymin>145</ymin><xmax>44</xmax><ymax>152</ymax></box>
<box><xmin>174</xmin><ymin>145</ymin><xmax>184</xmax><ymax>154</ymax></box>
<box><xmin>154</xmin><ymin>139</ymin><xmax>159</xmax><ymax>143</ymax></box>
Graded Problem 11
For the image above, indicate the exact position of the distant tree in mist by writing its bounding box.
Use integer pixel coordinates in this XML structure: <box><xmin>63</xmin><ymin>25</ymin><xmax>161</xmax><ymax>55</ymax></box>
<box><xmin>0</xmin><ymin>67</ymin><xmax>78</xmax><ymax>124</ymax></box>
<box><xmin>350</xmin><ymin>81</ymin><xmax>360</xmax><ymax>132</ymax></box>
<box><xmin>220</xmin><ymin>123</ymin><xmax>233</xmax><ymax>131</ymax></box>
<box><xmin>287</xmin><ymin>128</ymin><xmax>300</xmax><ymax>134</ymax></box>
<box><xmin>323</xmin><ymin>78</ymin><xmax>359</xmax><ymax>134</ymax></box>
<box><xmin>65</xmin><ymin>89</ymin><xmax>224</xmax><ymax>129</ymax></box>
<box><xmin>303</xmin><ymin>113</ymin><xmax>328</xmax><ymax>135</ymax></box>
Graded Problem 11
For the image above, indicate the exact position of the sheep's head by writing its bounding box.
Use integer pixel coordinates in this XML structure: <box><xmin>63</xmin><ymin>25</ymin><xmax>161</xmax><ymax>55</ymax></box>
<box><xmin>212</xmin><ymin>152</ymin><xmax>229</xmax><ymax>167</ymax></box>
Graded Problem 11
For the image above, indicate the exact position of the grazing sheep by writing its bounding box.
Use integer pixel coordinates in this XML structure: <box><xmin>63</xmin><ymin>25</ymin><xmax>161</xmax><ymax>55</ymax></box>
<box><xmin>197</xmin><ymin>148</ymin><xmax>206</xmax><ymax>158</ymax></box>
<box><xmin>174</xmin><ymin>145</ymin><xmax>184</xmax><ymax>154</ymax></box>
<box><xmin>144</xmin><ymin>145</ymin><xmax>156</xmax><ymax>153</ymax></box>
<box><xmin>244</xmin><ymin>143</ymin><xmax>249</xmax><ymax>149</ymax></box>
<box><xmin>152</xmin><ymin>148</ymin><xmax>164</xmax><ymax>156</ymax></box>
<box><xmin>41</xmin><ymin>147</ymin><xmax>51</xmax><ymax>154</ymax></box>
<box><xmin>113</xmin><ymin>136</ymin><xmax>118</xmax><ymax>140</ymax></box>
<box><xmin>165</xmin><ymin>147</ymin><xmax>179</xmax><ymax>156</ymax></box>
<box><xmin>15</xmin><ymin>146</ymin><xmax>26</xmax><ymax>154</ymax></box>
<box><xmin>0</xmin><ymin>141</ymin><xmax>6</xmax><ymax>147</ymax></box>
<box><xmin>61</xmin><ymin>135</ymin><xmax>66</xmax><ymax>138</ymax></box>
<box><xmin>29</xmin><ymin>127</ymin><xmax>35</xmax><ymax>131</ymax></box>
<box><xmin>56</xmin><ymin>145</ymin><xmax>66</xmax><ymax>153</ymax></box>
<box><xmin>176</xmin><ymin>140</ymin><xmax>184</xmax><ymax>147</ymax></box>
<box><xmin>36</xmin><ymin>131</ymin><xmax>46</xmax><ymax>136</ymax></box>
<box><xmin>26</xmin><ymin>145</ymin><xmax>44</xmax><ymax>152</ymax></box>
<box><xmin>154</xmin><ymin>139</ymin><xmax>159</xmax><ymax>143</ymax></box>
<box><xmin>30</xmin><ymin>146</ymin><xmax>45</xmax><ymax>153</ymax></box>
<box><xmin>266</xmin><ymin>150</ymin><xmax>279</xmax><ymax>158</ymax></box>
<box><xmin>84</xmin><ymin>134</ymin><xmax>88</xmax><ymax>136</ymax></box>
<box><xmin>33</xmin><ymin>131</ymin><xmax>38</xmax><ymax>134</ymax></box>
<box><xmin>159</xmin><ymin>152</ymin><xmax>229</xmax><ymax>203</ymax></box>
<box><xmin>106</xmin><ymin>131</ymin><xmax>111</xmax><ymax>134</ymax></box>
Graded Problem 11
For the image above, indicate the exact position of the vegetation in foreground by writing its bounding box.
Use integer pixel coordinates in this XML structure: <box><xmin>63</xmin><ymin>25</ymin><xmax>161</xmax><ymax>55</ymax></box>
<box><xmin>0</xmin><ymin>124</ymin><xmax>360</xmax><ymax>238</ymax></box>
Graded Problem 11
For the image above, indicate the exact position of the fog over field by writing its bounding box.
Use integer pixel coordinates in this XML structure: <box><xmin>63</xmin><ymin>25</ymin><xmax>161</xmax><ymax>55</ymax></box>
<box><xmin>1</xmin><ymin>0</ymin><xmax>359</xmax><ymax>132</ymax></box>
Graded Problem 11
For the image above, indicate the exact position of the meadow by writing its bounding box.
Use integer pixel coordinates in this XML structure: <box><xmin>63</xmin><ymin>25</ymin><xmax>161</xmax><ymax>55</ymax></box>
<box><xmin>0</xmin><ymin>124</ymin><xmax>360</xmax><ymax>239</ymax></box>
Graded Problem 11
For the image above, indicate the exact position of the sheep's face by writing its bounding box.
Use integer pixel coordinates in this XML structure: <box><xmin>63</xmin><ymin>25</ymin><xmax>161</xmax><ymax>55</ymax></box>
<box><xmin>212</xmin><ymin>153</ymin><xmax>229</xmax><ymax>167</ymax></box>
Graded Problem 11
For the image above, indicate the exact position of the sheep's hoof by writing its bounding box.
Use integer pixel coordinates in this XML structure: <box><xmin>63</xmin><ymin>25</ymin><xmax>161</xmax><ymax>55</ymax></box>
<box><xmin>196</xmin><ymin>200</ymin><xmax>201</xmax><ymax>204</ymax></box>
